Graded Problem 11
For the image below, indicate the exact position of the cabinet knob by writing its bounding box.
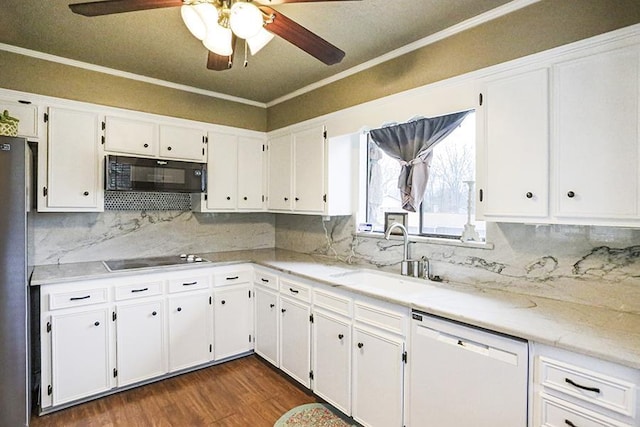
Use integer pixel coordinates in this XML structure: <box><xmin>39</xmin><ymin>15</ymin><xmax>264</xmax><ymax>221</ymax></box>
<box><xmin>167</xmin><ymin>146</ymin><xmax>172</xmax><ymax>151</ymax></box>
<box><xmin>143</xmin><ymin>143</ymin><xmax>149</xmax><ymax>148</ymax></box>
<box><xmin>177</xmin><ymin>307</ymin><xmax>182</xmax><ymax>312</ymax></box>
<box><xmin>284</xmin><ymin>197</ymin><xmax>288</xmax><ymax>201</ymax></box>
<box><xmin>83</xmin><ymin>191</ymin><xmax>89</xmax><ymax>196</ymax></box>
<box><xmin>567</xmin><ymin>191</ymin><xmax>575</xmax><ymax>198</ymax></box>
<box><xmin>338</xmin><ymin>334</ymin><xmax>344</xmax><ymax>340</ymax></box>
<box><xmin>526</xmin><ymin>192</ymin><xmax>533</xmax><ymax>199</ymax></box>
<box><xmin>94</xmin><ymin>321</ymin><xmax>100</xmax><ymax>326</ymax></box>
<box><xmin>226</xmin><ymin>196</ymin><xmax>231</xmax><ymax>201</ymax></box>
<box><xmin>295</xmin><ymin>197</ymin><xmax>300</xmax><ymax>201</ymax></box>
<box><xmin>221</xmin><ymin>300</ymin><xmax>226</xmax><ymax>305</ymax></box>
<box><xmin>243</xmin><ymin>196</ymin><xmax>248</xmax><ymax>201</ymax></box>
<box><xmin>152</xmin><ymin>311</ymin><xmax>157</xmax><ymax>316</ymax></box>
<box><xmin>269</xmin><ymin>304</ymin><xmax>275</xmax><ymax>308</ymax></box>
<box><xmin>281</xmin><ymin>308</ymin><xmax>286</xmax><ymax>313</ymax></box>
<box><xmin>357</xmin><ymin>342</ymin><xmax>364</xmax><ymax>349</ymax></box>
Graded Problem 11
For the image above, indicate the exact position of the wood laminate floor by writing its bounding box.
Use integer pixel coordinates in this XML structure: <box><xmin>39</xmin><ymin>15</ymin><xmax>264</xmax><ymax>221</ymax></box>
<box><xmin>31</xmin><ymin>356</ymin><xmax>319</xmax><ymax>427</ymax></box>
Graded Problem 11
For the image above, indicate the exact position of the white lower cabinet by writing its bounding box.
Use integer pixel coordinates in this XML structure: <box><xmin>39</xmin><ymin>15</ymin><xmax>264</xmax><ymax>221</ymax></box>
<box><xmin>115</xmin><ymin>299</ymin><xmax>166</xmax><ymax>387</ymax></box>
<box><xmin>50</xmin><ymin>307</ymin><xmax>111</xmax><ymax>406</ymax></box>
<box><xmin>213</xmin><ymin>284</ymin><xmax>253</xmax><ymax>360</ymax></box>
<box><xmin>254</xmin><ymin>285</ymin><xmax>279</xmax><ymax>366</ymax></box>
<box><xmin>167</xmin><ymin>291</ymin><xmax>213</xmax><ymax>372</ymax></box>
<box><xmin>279</xmin><ymin>295</ymin><xmax>312</xmax><ymax>387</ymax></box>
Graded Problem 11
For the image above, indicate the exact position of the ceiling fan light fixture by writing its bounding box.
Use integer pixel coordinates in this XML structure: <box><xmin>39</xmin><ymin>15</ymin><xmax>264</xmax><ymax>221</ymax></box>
<box><xmin>181</xmin><ymin>3</ymin><xmax>216</xmax><ymax>41</ymax></box>
<box><xmin>247</xmin><ymin>27</ymin><xmax>274</xmax><ymax>55</ymax></box>
<box><xmin>203</xmin><ymin>24</ymin><xmax>233</xmax><ymax>56</ymax></box>
<box><xmin>229</xmin><ymin>2</ymin><xmax>263</xmax><ymax>40</ymax></box>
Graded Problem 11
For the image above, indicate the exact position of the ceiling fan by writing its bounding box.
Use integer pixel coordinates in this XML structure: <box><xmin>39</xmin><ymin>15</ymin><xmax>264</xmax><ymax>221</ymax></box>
<box><xmin>68</xmin><ymin>0</ymin><xmax>358</xmax><ymax>71</ymax></box>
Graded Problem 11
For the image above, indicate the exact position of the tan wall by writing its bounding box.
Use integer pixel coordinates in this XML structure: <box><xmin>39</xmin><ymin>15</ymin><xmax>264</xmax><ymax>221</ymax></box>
<box><xmin>0</xmin><ymin>50</ymin><xmax>267</xmax><ymax>131</ymax></box>
<box><xmin>267</xmin><ymin>0</ymin><xmax>640</xmax><ymax>131</ymax></box>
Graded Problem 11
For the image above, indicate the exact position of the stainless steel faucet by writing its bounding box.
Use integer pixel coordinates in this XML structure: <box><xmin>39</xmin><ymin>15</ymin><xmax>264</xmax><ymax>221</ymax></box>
<box><xmin>384</xmin><ymin>222</ymin><xmax>413</xmax><ymax>276</ymax></box>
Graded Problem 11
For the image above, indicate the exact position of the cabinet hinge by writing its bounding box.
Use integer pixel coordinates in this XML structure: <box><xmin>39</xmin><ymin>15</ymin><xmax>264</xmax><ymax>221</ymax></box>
<box><xmin>479</xmin><ymin>188</ymin><xmax>484</xmax><ymax>203</ymax></box>
<box><xmin>309</xmin><ymin>314</ymin><xmax>314</xmax><ymax>323</ymax></box>
<box><xmin>43</xmin><ymin>187</ymin><xmax>48</xmax><ymax>197</ymax></box>
<box><xmin>112</xmin><ymin>312</ymin><xmax>117</xmax><ymax>321</ymax></box>
<box><xmin>209</xmin><ymin>344</ymin><xmax>212</xmax><ymax>353</ymax></box>
<box><xmin>248</xmin><ymin>290</ymin><xmax>252</xmax><ymax>299</ymax></box>
<box><xmin>309</xmin><ymin>370</ymin><xmax>314</xmax><ymax>380</ymax></box>
<box><xmin>46</xmin><ymin>322</ymin><xmax>51</xmax><ymax>333</ymax></box>
<box><xmin>249</xmin><ymin>334</ymin><xmax>252</xmax><ymax>343</ymax></box>
<box><xmin>209</xmin><ymin>296</ymin><xmax>212</xmax><ymax>305</ymax></box>
<box><xmin>202</xmin><ymin>148</ymin><xmax>205</xmax><ymax>156</ymax></box>
<box><xmin>402</xmin><ymin>351</ymin><xmax>408</xmax><ymax>364</ymax></box>
<box><xmin>113</xmin><ymin>368</ymin><xmax>118</xmax><ymax>378</ymax></box>
<box><xmin>204</xmin><ymin>194</ymin><xmax>208</xmax><ymax>201</ymax></box>
<box><xmin>101</xmin><ymin>121</ymin><xmax>106</xmax><ymax>131</ymax></box>
<box><xmin>262</xmin><ymin>144</ymin><xmax>265</xmax><ymax>152</ymax></box>
<box><xmin>479</xmin><ymin>93</ymin><xmax>483</xmax><ymax>106</ymax></box>
<box><xmin>262</xmin><ymin>195</ymin><xmax>265</xmax><ymax>202</ymax></box>
<box><xmin>47</xmin><ymin>385</ymin><xmax>52</xmax><ymax>396</ymax></box>
<box><xmin>323</xmin><ymin>194</ymin><xmax>327</xmax><ymax>203</ymax></box>
<box><xmin>43</xmin><ymin>113</ymin><xmax>48</xmax><ymax>123</ymax></box>
<box><xmin>323</xmin><ymin>130</ymin><xmax>327</xmax><ymax>139</ymax></box>
<box><xmin>101</xmin><ymin>135</ymin><xmax>105</xmax><ymax>145</ymax></box>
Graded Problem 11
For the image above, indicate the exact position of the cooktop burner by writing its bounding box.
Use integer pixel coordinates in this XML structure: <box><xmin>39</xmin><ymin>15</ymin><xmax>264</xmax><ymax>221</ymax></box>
<box><xmin>103</xmin><ymin>254</ymin><xmax>210</xmax><ymax>272</ymax></box>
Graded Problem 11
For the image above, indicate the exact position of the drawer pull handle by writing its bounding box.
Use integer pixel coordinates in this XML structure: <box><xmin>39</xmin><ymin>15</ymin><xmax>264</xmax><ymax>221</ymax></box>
<box><xmin>226</xmin><ymin>276</ymin><xmax>239</xmax><ymax>280</ymax></box>
<box><xmin>565</xmin><ymin>419</ymin><xmax>577</xmax><ymax>427</ymax></box>
<box><xmin>182</xmin><ymin>281</ymin><xmax>197</xmax><ymax>286</ymax></box>
<box><xmin>70</xmin><ymin>295</ymin><xmax>90</xmax><ymax>301</ymax></box>
<box><xmin>289</xmin><ymin>288</ymin><xmax>299</xmax><ymax>294</ymax></box>
<box><xmin>565</xmin><ymin>377</ymin><xmax>601</xmax><ymax>394</ymax></box>
<box><xmin>261</xmin><ymin>278</ymin><xmax>269</xmax><ymax>283</ymax></box>
<box><xmin>131</xmin><ymin>287</ymin><xmax>149</xmax><ymax>293</ymax></box>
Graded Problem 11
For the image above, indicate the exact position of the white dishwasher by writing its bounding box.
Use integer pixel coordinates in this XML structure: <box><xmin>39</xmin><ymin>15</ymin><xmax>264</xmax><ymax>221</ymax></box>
<box><xmin>408</xmin><ymin>311</ymin><xmax>529</xmax><ymax>427</ymax></box>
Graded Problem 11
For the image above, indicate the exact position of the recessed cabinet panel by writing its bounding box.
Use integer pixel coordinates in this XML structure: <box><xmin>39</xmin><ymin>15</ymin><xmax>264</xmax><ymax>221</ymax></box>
<box><xmin>554</xmin><ymin>47</ymin><xmax>640</xmax><ymax>219</ymax></box>
<box><xmin>267</xmin><ymin>133</ymin><xmax>293</xmax><ymax>210</ymax></box>
<box><xmin>480</xmin><ymin>68</ymin><xmax>549</xmax><ymax>219</ymax></box>
<box><xmin>168</xmin><ymin>292</ymin><xmax>211</xmax><ymax>372</ymax></box>
<box><xmin>254</xmin><ymin>286</ymin><xmax>279</xmax><ymax>366</ymax></box>
<box><xmin>237</xmin><ymin>136</ymin><xmax>265</xmax><ymax>210</ymax></box>
<box><xmin>104</xmin><ymin>116</ymin><xmax>156</xmax><ymax>156</ymax></box>
<box><xmin>159</xmin><ymin>125</ymin><xmax>205</xmax><ymax>162</ymax></box>
<box><xmin>46</xmin><ymin>107</ymin><xmax>101</xmax><ymax>210</ymax></box>
<box><xmin>293</xmin><ymin>126</ymin><xmax>325</xmax><ymax>212</ymax></box>
<box><xmin>279</xmin><ymin>296</ymin><xmax>311</xmax><ymax>388</ymax></box>
<box><xmin>208</xmin><ymin>131</ymin><xmax>238</xmax><ymax>210</ymax></box>
<box><xmin>213</xmin><ymin>285</ymin><xmax>253</xmax><ymax>360</ymax></box>
<box><xmin>0</xmin><ymin>99</ymin><xmax>38</xmax><ymax>138</ymax></box>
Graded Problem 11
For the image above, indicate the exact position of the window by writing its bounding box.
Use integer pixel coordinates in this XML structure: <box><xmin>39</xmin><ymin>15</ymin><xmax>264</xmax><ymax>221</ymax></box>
<box><xmin>366</xmin><ymin>111</ymin><xmax>485</xmax><ymax>240</ymax></box>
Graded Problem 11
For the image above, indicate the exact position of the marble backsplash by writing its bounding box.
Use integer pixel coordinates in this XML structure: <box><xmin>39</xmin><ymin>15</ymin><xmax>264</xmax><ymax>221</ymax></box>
<box><xmin>275</xmin><ymin>214</ymin><xmax>640</xmax><ymax>314</ymax></box>
<box><xmin>30</xmin><ymin>211</ymin><xmax>275</xmax><ymax>265</ymax></box>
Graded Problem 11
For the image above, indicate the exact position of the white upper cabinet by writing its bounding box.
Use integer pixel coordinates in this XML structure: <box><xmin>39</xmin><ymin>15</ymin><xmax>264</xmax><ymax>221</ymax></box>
<box><xmin>237</xmin><ymin>136</ymin><xmax>265</xmax><ymax>210</ymax></box>
<box><xmin>44</xmin><ymin>107</ymin><xmax>103</xmax><ymax>211</ymax></box>
<box><xmin>0</xmin><ymin>98</ymin><xmax>39</xmax><ymax>138</ymax></box>
<box><xmin>104</xmin><ymin>115</ymin><xmax>157</xmax><ymax>157</ymax></box>
<box><xmin>553</xmin><ymin>46</ymin><xmax>640</xmax><ymax>222</ymax></box>
<box><xmin>267</xmin><ymin>124</ymin><xmax>354</xmax><ymax>215</ymax></box>
<box><xmin>476</xmin><ymin>67</ymin><xmax>550</xmax><ymax>221</ymax></box>
<box><xmin>159</xmin><ymin>124</ymin><xmax>206</xmax><ymax>162</ymax></box>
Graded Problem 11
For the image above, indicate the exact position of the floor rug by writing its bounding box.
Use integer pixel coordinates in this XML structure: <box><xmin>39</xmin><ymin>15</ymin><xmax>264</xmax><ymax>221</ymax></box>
<box><xmin>274</xmin><ymin>403</ymin><xmax>355</xmax><ymax>427</ymax></box>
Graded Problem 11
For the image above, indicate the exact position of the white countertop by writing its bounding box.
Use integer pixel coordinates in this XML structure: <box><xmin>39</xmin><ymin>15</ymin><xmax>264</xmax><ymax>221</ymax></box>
<box><xmin>31</xmin><ymin>248</ymin><xmax>640</xmax><ymax>370</ymax></box>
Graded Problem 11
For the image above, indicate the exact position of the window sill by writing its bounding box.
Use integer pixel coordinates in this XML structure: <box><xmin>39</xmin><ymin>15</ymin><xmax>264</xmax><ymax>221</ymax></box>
<box><xmin>355</xmin><ymin>231</ymin><xmax>494</xmax><ymax>250</ymax></box>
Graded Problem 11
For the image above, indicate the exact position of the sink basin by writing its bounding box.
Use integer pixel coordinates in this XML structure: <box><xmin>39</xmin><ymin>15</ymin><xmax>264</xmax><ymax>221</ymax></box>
<box><xmin>330</xmin><ymin>269</ymin><xmax>432</xmax><ymax>296</ymax></box>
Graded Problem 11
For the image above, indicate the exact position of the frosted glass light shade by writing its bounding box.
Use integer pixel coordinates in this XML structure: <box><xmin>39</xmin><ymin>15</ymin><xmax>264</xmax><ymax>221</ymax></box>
<box><xmin>229</xmin><ymin>2</ymin><xmax>263</xmax><ymax>39</ymax></box>
<box><xmin>203</xmin><ymin>24</ymin><xmax>233</xmax><ymax>56</ymax></box>
<box><xmin>247</xmin><ymin>27</ymin><xmax>274</xmax><ymax>55</ymax></box>
<box><xmin>181</xmin><ymin>3</ymin><xmax>217</xmax><ymax>41</ymax></box>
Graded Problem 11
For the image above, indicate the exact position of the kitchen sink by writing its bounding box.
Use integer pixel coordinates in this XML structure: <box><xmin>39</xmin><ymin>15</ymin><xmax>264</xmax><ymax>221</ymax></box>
<box><xmin>330</xmin><ymin>269</ymin><xmax>433</xmax><ymax>296</ymax></box>
<box><xmin>103</xmin><ymin>254</ymin><xmax>210</xmax><ymax>272</ymax></box>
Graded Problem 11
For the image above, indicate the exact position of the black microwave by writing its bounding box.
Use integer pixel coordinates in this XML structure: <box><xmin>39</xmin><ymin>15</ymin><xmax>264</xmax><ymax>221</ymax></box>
<box><xmin>106</xmin><ymin>155</ymin><xmax>206</xmax><ymax>193</ymax></box>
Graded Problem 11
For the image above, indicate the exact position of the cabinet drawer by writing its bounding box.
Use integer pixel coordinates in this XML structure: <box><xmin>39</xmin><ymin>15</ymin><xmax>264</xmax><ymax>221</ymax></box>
<box><xmin>212</xmin><ymin>269</ymin><xmax>252</xmax><ymax>286</ymax></box>
<box><xmin>168</xmin><ymin>275</ymin><xmax>209</xmax><ymax>293</ymax></box>
<box><xmin>254</xmin><ymin>270</ymin><xmax>278</xmax><ymax>291</ymax></box>
<box><xmin>49</xmin><ymin>287</ymin><xmax>109</xmax><ymax>310</ymax></box>
<box><xmin>539</xmin><ymin>356</ymin><xmax>636</xmax><ymax>417</ymax></box>
<box><xmin>354</xmin><ymin>301</ymin><xmax>406</xmax><ymax>335</ymax></box>
<box><xmin>280</xmin><ymin>280</ymin><xmax>311</xmax><ymax>303</ymax></box>
<box><xmin>314</xmin><ymin>288</ymin><xmax>352</xmax><ymax>317</ymax></box>
<box><xmin>540</xmin><ymin>393</ymin><xmax>631</xmax><ymax>427</ymax></box>
<box><xmin>115</xmin><ymin>280</ymin><xmax>163</xmax><ymax>301</ymax></box>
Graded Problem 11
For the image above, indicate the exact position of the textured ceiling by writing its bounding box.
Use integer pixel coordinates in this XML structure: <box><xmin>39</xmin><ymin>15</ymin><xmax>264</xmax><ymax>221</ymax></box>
<box><xmin>0</xmin><ymin>0</ymin><xmax>512</xmax><ymax>104</ymax></box>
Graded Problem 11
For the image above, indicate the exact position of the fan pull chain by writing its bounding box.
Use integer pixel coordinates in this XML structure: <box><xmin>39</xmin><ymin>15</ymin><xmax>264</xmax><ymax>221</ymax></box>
<box><xmin>244</xmin><ymin>40</ymin><xmax>248</xmax><ymax>67</ymax></box>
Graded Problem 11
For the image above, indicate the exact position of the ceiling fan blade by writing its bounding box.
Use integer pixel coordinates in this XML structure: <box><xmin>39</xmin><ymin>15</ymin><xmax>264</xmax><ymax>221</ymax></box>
<box><xmin>206</xmin><ymin>35</ymin><xmax>237</xmax><ymax>71</ymax></box>
<box><xmin>69</xmin><ymin>0</ymin><xmax>182</xmax><ymax>17</ymax></box>
<box><xmin>256</xmin><ymin>0</ymin><xmax>360</xmax><ymax>4</ymax></box>
<box><xmin>260</xmin><ymin>6</ymin><xmax>345</xmax><ymax>65</ymax></box>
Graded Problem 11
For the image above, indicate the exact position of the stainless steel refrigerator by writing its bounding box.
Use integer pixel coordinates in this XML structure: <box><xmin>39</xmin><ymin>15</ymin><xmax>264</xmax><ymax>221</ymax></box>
<box><xmin>0</xmin><ymin>135</ymin><xmax>30</xmax><ymax>426</ymax></box>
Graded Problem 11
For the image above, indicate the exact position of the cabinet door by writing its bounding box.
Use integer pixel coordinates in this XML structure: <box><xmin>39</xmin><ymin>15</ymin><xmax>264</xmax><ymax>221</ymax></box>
<box><xmin>478</xmin><ymin>68</ymin><xmax>549</xmax><ymax>219</ymax></box>
<box><xmin>159</xmin><ymin>124</ymin><xmax>206</xmax><ymax>161</ymax></box>
<box><xmin>554</xmin><ymin>47</ymin><xmax>639</xmax><ymax>220</ymax></box>
<box><xmin>279</xmin><ymin>296</ymin><xmax>311</xmax><ymax>388</ymax></box>
<box><xmin>293</xmin><ymin>126</ymin><xmax>325</xmax><ymax>212</ymax></box>
<box><xmin>168</xmin><ymin>292</ymin><xmax>212</xmax><ymax>372</ymax></box>
<box><xmin>50</xmin><ymin>307</ymin><xmax>111</xmax><ymax>405</ymax></box>
<box><xmin>46</xmin><ymin>107</ymin><xmax>101</xmax><ymax>210</ymax></box>
<box><xmin>0</xmin><ymin>99</ymin><xmax>38</xmax><ymax>138</ymax></box>
<box><xmin>213</xmin><ymin>285</ymin><xmax>253</xmax><ymax>360</ymax></box>
<box><xmin>237</xmin><ymin>136</ymin><xmax>265</xmax><ymax>210</ymax></box>
<box><xmin>207</xmin><ymin>131</ymin><xmax>238</xmax><ymax>210</ymax></box>
<box><xmin>116</xmin><ymin>300</ymin><xmax>166</xmax><ymax>387</ymax></box>
<box><xmin>352</xmin><ymin>325</ymin><xmax>404</xmax><ymax>427</ymax></box>
<box><xmin>313</xmin><ymin>311</ymin><xmax>351</xmax><ymax>415</ymax></box>
<box><xmin>254</xmin><ymin>286</ymin><xmax>279</xmax><ymax>366</ymax></box>
<box><xmin>104</xmin><ymin>115</ymin><xmax>156</xmax><ymax>156</ymax></box>
<box><xmin>267</xmin><ymin>134</ymin><xmax>293</xmax><ymax>210</ymax></box>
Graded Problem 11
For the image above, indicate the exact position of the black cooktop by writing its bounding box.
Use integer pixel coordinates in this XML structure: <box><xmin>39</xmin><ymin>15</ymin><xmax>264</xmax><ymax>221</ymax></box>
<box><xmin>103</xmin><ymin>255</ymin><xmax>209</xmax><ymax>272</ymax></box>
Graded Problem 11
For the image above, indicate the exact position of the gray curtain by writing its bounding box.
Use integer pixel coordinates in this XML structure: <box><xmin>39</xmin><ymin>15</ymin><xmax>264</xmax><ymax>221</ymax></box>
<box><xmin>368</xmin><ymin>111</ymin><xmax>471</xmax><ymax>212</ymax></box>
